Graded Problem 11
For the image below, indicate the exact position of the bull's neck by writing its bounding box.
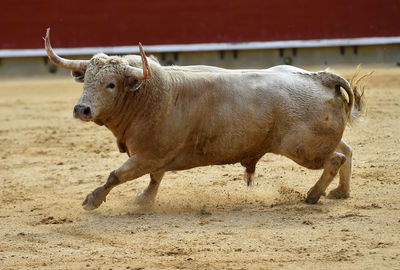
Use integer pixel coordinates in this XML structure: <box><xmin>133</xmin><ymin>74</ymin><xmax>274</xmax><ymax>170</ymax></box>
<box><xmin>104</xmin><ymin>80</ymin><xmax>169</xmax><ymax>144</ymax></box>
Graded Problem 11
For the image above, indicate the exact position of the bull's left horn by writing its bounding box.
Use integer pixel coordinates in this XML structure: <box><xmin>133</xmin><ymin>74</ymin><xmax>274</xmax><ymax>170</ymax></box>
<box><xmin>123</xmin><ymin>42</ymin><xmax>152</xmax><ymax>80</ymax></box>
<box><xmin>44</xmin><ymin>28</ymin><xmax>89</xmax><ymax>70</ymax></box>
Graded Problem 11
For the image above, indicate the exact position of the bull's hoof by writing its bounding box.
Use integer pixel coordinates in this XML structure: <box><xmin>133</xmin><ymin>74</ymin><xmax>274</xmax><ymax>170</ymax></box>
<box><xmin>305</xmin><ymin>187</ymin><xmax>326</xmax><ymax>204</ymax></box>
<box><xmin>134</xmin><ymin>190</ymin><xmax>155</xmax><ymax>206</ymax></box>
<box><xmin>327</xmin><ymin>188</ymin><xmax>349</xmax><ymax>199</ymax></box>
<box><xmin>82</xmin><ymin>189</ymin><xmax>106</xmax><ymax>211</ymax></box>
<box><xmin>305</xmin><ymin>195</ymin><xmax>320</xmax><ymax>204</ymax></box>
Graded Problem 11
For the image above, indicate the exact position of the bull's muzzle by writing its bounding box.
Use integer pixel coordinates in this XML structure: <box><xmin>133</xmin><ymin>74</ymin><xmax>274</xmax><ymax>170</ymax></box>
<box><xmin>73</xmin><ymin>104</ymin><xmax>92</xmax><ymax>122</ymax></box>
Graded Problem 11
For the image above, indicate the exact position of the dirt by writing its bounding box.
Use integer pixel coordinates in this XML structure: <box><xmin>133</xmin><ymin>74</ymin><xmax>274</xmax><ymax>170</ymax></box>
<box><xmin>0</xmin><ymin>67</ymin><xmax>399</xmax><ymax>269</ymax></box>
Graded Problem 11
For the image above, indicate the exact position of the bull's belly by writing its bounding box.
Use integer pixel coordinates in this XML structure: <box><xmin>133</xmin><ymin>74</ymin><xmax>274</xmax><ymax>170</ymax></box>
<box><xmin>162</xmin><ymin>142</ymin><xmax>270</xmax><ymax>171</ymax></box>
<box><xmin>162</xmin><ymin>154</ymin><xmax>255</xmax><ymax>171</ymax></box>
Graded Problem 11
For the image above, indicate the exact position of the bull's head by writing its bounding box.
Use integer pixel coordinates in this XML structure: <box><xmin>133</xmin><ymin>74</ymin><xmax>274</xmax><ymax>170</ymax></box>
<box><xmin>44</xmin><ymin>28</ymin><xmax>151</xmax><ymax>125</ymax></box>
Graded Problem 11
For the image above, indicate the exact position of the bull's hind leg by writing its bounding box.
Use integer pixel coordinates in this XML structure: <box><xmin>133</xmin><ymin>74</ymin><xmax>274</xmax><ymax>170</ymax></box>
<box><xmin>241</xmin><ymin>157</ymin><xmax>261</xmax><ymax>187</ymax></box>
<box><xmin>134</xmin><ymin>172</ymin><xmax>165</xmax><ymax>205</ymax></box>
<box><xmin>328</xmin><ymin>140</ymin><xmax>352</xmax><ymax>199</ymax></box>
<box><xmin>305</xmin><ymin>152</ymin><xmax>346</xmax><ymax>204</ymax></box>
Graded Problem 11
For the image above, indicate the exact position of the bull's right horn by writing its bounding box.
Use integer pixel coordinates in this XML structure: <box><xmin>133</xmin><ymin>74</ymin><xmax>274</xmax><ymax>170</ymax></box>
<box><xmin>44</xmin><ymin>28</ymin><xmax>89</xmax><ymax>70</ymax></box>
<box><xmin>123</xmin><ymin>42</ymin><xmax>152</xmax><ymax>80</ymax></box>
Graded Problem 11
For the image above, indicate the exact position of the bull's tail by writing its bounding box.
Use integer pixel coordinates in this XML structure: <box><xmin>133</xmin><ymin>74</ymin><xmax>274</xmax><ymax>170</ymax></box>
<box><xmin>348</xmin><ymin>66</ymin><xmax>372</xmax><ymax>125</ymax></box>
<box><xmin>318</xmin><ymin>66</ymin><xmax>372</xmax><ymax>126</ymax></box>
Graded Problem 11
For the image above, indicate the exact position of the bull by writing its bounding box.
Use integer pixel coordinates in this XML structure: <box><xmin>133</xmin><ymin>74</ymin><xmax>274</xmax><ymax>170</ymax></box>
<box><xmin>44</xmin><ymin>28</ymin><xmax>367</xmax><ymax>210</ymax></box>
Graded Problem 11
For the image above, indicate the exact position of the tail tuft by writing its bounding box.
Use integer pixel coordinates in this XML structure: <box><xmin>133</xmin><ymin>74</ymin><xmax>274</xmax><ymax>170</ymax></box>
<box><xmin>348</xmin><ymin>65</ymin><xmax>373</xmax><ymax>125</ymax></box>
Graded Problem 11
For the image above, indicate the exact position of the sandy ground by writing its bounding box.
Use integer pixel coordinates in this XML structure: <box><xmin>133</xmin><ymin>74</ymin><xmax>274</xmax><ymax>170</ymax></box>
<box><xmin>0</xmin><ymin>67</ymin><xmax>399</xmax><ymax>269</ymax></box>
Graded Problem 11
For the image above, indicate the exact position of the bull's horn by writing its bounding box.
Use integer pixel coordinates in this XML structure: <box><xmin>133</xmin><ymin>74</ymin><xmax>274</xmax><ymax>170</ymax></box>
<box><xmin>123</xmin><ymin>42</ymin><xmax>152</xmax><ymax>80</ymax></box>
<box><xmin>44</xmin><ymin>28</ymin><xmax>89</xmax><ymax>70</ymax></box>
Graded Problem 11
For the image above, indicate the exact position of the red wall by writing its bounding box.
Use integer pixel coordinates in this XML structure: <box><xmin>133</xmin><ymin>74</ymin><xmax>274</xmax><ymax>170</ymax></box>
<box><xmin>1</xmin><ymin>0</ymin><xmax>399</xmax><ymax>50</ymax></box>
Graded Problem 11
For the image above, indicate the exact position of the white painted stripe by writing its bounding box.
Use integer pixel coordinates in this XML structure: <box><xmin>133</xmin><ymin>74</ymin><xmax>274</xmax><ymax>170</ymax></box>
<box><xmin>1</xmin><ymin>36</ymin><xmax>399</xmax><ymax>58</ymax></box>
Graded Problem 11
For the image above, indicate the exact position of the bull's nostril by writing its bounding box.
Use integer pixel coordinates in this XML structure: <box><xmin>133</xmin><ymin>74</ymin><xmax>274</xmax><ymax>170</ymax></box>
<box><xmin>83</xmin><ymin>107</ymin><xmax>91</xmax><ymax>117</ymax></box>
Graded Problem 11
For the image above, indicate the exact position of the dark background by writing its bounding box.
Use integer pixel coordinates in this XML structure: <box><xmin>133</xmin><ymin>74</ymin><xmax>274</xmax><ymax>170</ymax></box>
<box><xmin>1</xmin><ymin>0</ymin><xmax>399</xmax><ymax>49</ymax></box>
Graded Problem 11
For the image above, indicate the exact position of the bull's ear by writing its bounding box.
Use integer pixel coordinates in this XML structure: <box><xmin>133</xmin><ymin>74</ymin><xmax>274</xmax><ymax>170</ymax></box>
<box><xmin>71</xmin><ymin>70</ymin><xmax>85</xmax><ymax>83</ymax></box>
<box><xmin>124</xmin><ymin>76</ymin><xmax>143</xmax><ymax>92</ymax></box>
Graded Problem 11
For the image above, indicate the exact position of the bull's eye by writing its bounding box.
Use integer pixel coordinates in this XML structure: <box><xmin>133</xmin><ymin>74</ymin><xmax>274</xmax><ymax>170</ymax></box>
<box><xmin>106</xmin><ymin>82</ymin><xmax>115</xmax><ymax>89</ymax></box>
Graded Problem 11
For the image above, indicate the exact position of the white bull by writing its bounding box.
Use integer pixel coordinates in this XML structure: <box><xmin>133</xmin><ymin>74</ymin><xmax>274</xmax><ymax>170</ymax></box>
<box><xmin>44</xmin><ymin>28</ymin><xmax>367</xmax><ymax>210</ymax></box>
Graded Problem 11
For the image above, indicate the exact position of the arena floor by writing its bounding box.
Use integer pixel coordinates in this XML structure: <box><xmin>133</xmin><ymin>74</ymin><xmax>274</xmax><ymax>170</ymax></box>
<box><xmin>0</xmin><ymin>67</ymin><xmax>399</xmax><ymax>269</ymax></box>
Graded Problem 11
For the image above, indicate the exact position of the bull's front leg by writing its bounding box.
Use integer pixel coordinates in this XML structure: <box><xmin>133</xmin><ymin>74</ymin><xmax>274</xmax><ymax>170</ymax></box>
<box><xmin>82</xmin><ymin>154</ymin><xmax>162</xmax><ymax>210</ymax></box>
<box><xmin>134</xmin><ymin>172</ymin><xmax>165</xmax><ymax>206</ymax></box>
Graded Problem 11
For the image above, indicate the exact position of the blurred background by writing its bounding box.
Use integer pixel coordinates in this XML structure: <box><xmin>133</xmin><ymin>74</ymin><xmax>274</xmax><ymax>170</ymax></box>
<box><xmin>0</xmin><ymin>0</ymin><xmax>399</xmax><ymax>76</ymax></box>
